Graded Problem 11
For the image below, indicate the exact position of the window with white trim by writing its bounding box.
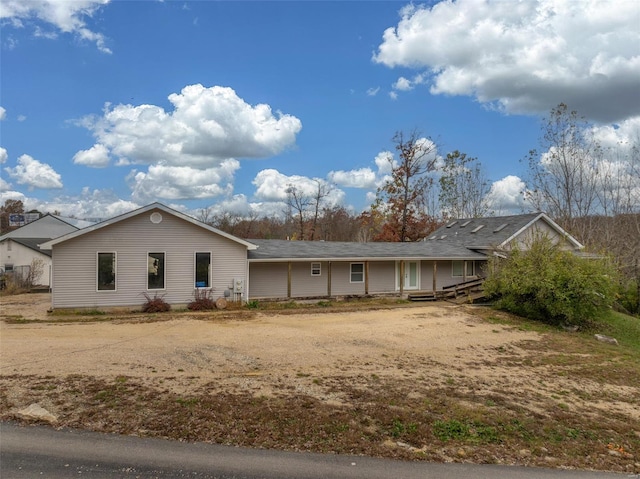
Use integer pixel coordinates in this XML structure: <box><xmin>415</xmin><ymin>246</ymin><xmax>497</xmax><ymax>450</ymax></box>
<box><xmin>97</xmin><ymin>252</ymin><xmax>116</xmax><ymax>291</ymax></box>
<box><xmin>311</xmin><ymin>262</ymin><xmax>321</xmax><ymax>276</ymax></box>
<box><xmin>350</xmin><ymin>263</ymin><xmax>364</xmax><ymax>283</ymax></box>
<box><xmin>452</xmin><ymin>260</ymin><xmax>475</xmax><ymax>277</ymax></box>
<box><xmin>148</xmin><ymin>252</ymin><xmax>165</xmax><ymax>289</ymax></box>
<box><xmin>195</xmin><ymin>252</ymin><xmax>211</xmax><ymax>288</ymax></box>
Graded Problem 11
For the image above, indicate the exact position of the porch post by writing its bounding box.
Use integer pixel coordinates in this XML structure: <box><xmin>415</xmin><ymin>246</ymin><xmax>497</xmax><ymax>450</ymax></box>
<box><xmin>327</xmin><ymin>261</ymin><xmax>332</xmax><ymax>297</ymax></box>
<box><xmin>463</xmin><ymin>260</ymin><xmax>467</xmax><ymax>282</ymax></box>
<box><xmin>287</xmin><ymin>262</ymin><xmax>292</xmax><ymax>298</ymax></box>
<box><xmin>399</xmin><ymin>260</ymin><xmax>405</xmax><ymax>296</ymax></box>
<box><xmin>365</xmin><ymin>261</ymin><xmax>369</xmax><ymax>295</ymax></box>
<box><xmin>432</xmin><ymin>261</ymin><xmax>437</xmax><ymax>292</ymax></box>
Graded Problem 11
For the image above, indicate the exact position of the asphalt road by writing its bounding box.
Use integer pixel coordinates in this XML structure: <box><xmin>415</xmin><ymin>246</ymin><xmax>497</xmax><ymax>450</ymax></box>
<box><xmin>0</xmin><ymin>422</ymin><xmax>631</xmax><ymax>479</ymax></box>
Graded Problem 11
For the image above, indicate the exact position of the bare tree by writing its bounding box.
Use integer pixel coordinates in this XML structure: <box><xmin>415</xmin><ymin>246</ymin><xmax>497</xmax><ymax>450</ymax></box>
<box><xmin>285</xmin><ymin>184</ymin><xmax>312</xmax><ymax>240</ymax></box>
<box><xmin>525</xmin><ymin>103</ymin><xmax>601</xmax><ymax>243</ymax></box>
<box><xmin>439</xmin><ymin>150</ymin><xmax>491</xmax><ymax>218</ymax></box>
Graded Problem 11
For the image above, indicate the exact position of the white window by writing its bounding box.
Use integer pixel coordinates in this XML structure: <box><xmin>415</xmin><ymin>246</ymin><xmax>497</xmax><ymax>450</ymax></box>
<box><xmin>148</xmin><ymin>252</ymin><xmax>165</xmax><ymax>290</ymax></box>
<box><xmin>195</xmin><ymin>252</ymin><xmax>211</xmax><ymax>288</ymax></box>
<box><xmin>311</xmin><ymin>262</ymin><xmax>321</xmax><ymax>276</ymax></box>
<box><xmin>97</xmin><ymin>252</ymin><xmax>116</xmax><ymax>291</ymax></box>
<box><xmin>452</xmin><ymin>261</ymin><xmax>475</xmax><ymax>277</ymax></box>
<box><xmin>350</xmin><ymin>263</ymin><xmax>364</xmax><ymax>283</ymax></box>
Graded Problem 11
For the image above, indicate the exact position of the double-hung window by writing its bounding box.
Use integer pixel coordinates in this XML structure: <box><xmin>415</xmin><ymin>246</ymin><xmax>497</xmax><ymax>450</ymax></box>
<box><xmin>195</xmin><ymin>252</ymin><xmax>211</xmax><ymax>288</ymax></box>
<box><xmin>452</xmin><ymin>260</ymin><xmax>475</xmax><ymax>277</ymax></box>
<box><xmin>311</xmin><ymin>262</ymin><xmax>321</xmax><ymax>276</ymax></box>
<box><xmin>97</xmin><ymin>252</ymin><xmax>116</xmax><ymax>291</ymax></box>
<box><xmin>350</xmin><ymin>263</ymin><xmax>364</xmax><ymax>283</ymax></box>
<box><xmin>148</xmin><ymin>252</ymin><xmax>165</xmax><ymax>289</ymax></box>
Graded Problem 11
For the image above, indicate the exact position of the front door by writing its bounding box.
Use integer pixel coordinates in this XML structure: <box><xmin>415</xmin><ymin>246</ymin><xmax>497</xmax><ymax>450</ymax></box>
<box><xmin>396</xmin><ymin>261</ymin><xmax>419</xmax><ymax>290</ymax></box>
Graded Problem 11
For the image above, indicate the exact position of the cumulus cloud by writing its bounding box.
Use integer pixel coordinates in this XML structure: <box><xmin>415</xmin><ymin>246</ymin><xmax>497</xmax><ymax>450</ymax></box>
<box><xmin>252</xmin><ymin>169</ymin><xmax>344</xmax><ymax>207</ymax></box>
<box><xmin>0</xmin><ymin>147</ymin><xmax>7</xmax><ymax>164</ymax></box>
<box><xmin>77</xmin><ymin>84</ymin><xmax>302</xmax><ymax>169</ymax></box>
<box><xmin>366</xmin><ymin>87</ymin><xmax>380</xmax><ymax>96</ymax></box>
<box><xmin>73</xmin><ymin>143</ymin><xmax>110</xmax><ymax>167</ymax></box>
<box><xmin>374</xmin><ymin>0</ymin><xmax>640</xmax><ymax>123</ymax></box>
<box><xmin>127</xmin><ymin>159</ymin><xmax>240</xmax><ymax>203</ymax></box>
<box><xmin>4</xmin><ymin>154</ymin><xmax>63</xmax><ymax>190</ymax></box>
<box><xmin>0</xmin><ymin>106</ymin><xmax>6</xmax><ymax>120</ymax></box>
<box><xmin>485</xmin><ymin>175</ymin><xmax>528</xmax><ymax>215</ymax></box>
<box><xmin>0</xmin><ymin>0</ymin><xmax>112</xmax><ymax>53</ymax></box>
<box><xmin>328</xmin><ymin>168</ymin><xmax>377</xmax><ymax>189</ymax></box>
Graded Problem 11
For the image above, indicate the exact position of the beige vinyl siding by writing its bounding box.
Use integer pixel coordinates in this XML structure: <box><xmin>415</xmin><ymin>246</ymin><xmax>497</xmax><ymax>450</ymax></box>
<box><xmin>508</xmin><ymin>219</ymin><xmax>575</xmax><ymax>251</ymax></box>
<box><xmin>51</xmin><ymin>210</ymin><xmax>247</xmax><ymax>309</ymax></box>
<box><xmin>291</xmin><ymin>262</ymin><xmax>328</xmax><ymax>297</ymax></box>
<box><xmin>249</xmin><ymin>262</ymin><xmax>288</xmax><ymax>299</ymax></box>
<box><xmin>367</xmin><ymin>261</ymin><xmax>395</xmax><ymax>293</ymax></box>
<box><xmin>329</xmin><ymin>262</ymin><xmax>366</xmax><ymax>295</ymax></box>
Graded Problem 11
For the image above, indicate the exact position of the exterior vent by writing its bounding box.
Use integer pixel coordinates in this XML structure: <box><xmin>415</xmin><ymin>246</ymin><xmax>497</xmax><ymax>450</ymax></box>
<box><xmin>460</xmin><ymin>220</ymin><xmax>472</xmax><ymax>227</ymax></box>
<box><xmin>494</xmin><ymin>223</ymin><xmax>508</xmax><ymax>233</ymax></box>
<box><xmin>471</xmin><ymin>225</ymin><xmax>484</xmax><ymax>233</ymax></box>
<box><xmin>446</xmin><ymin>221</ymin><xmax>457</xmax><ymax>228</ymax></box>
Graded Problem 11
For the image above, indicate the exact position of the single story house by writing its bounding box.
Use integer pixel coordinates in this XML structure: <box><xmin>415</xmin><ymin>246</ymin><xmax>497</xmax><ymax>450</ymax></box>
<box><xmin>39</xmin><ymin>203</ymin><xmax>583</xmax><ymax>310</ymax></box>
<box><xmin>0</xmin><ymin>214</ymin><xmax>82</xmax><ymax>287</ymax></box>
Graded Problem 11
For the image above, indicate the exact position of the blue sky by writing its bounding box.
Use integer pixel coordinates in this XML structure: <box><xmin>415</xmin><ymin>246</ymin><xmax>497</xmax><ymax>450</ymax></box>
<box><xmin>1</xmin><ymin>0</ymin><xmax>639</xmax><ymax>220</ymax></box>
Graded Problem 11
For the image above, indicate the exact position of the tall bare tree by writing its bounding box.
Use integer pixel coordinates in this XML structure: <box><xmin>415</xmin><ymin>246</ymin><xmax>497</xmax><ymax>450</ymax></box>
<box><xmin>439</xmin><ymin>150</ymin><xmax>491</xmax><ymax>219</ymax></box>
<box><xmin>525</xmin><ymin>103</ymin><xmax>601</xmax><ymax>243</ymax></box>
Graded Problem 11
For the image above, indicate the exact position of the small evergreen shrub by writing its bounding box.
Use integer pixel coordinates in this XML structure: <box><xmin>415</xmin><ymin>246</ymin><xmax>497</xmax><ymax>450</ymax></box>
<box><xmin>141</xmin><ymin>292</ymin><xmax>171</xmax><ymax>313</ymax></box>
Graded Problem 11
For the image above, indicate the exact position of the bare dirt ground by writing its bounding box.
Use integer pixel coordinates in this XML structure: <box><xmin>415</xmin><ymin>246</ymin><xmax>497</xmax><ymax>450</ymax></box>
<box><xmin>1</xmin><ymin>293</ymin><xmax>638</xmax><ymax>474</ymax></box>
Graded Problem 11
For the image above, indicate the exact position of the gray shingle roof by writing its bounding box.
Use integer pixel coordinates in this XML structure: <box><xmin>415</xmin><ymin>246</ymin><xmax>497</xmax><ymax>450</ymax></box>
<box><xmin>427</xmin><ymin>213</ymin><xmax>544</xmax><ymax>250</ymax></box>
<box><xmin>247</xmin><ymin>239</ymin><xmax>486</xmax><ymax>261</ymax></box>
<box><xmin>2</xmin><ymin>238</ymin><xmax>52</xmax><ymax>257</ymax></box>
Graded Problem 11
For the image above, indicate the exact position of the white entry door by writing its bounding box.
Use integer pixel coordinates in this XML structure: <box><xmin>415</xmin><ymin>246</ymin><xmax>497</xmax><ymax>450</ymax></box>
<box><xmin>396</xmin><ymin>261</ymin><xmax>419</xmax><ymax>290</ymax></box>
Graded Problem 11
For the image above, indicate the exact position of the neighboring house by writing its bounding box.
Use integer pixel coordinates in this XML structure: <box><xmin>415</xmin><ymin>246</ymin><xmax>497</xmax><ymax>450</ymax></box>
<box><xmin>0</xmin><ymin>214</ymin><xmax>80</xmax><ymax>287</ymax></box>
<box><xmin>40</xmin><ymin>203</ymin><xmax>584</xmax><ymax>310</ymax></box>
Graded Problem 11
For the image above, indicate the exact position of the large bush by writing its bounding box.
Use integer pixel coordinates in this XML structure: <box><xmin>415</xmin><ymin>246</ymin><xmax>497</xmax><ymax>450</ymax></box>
<box><xmin>484</xmin><ymin>238</ymin><xmax>618</xmax><ymax>327</ymax></box>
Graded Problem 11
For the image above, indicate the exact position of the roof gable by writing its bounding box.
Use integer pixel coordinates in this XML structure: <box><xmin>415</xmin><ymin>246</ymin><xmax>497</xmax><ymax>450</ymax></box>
<box><xmin>429</xmin><ymin>213</ymin><xmax>583</xmax><ymax>250</ymax></box>
<box><xmin>40</xmin><ymin>203</ymin><xmax>257</xmax><ymax>250</ymax></box>
<box><xmin>0</xmin><ymin>214</ymin><xmax>78</xmax><ymax>241</ymax></box>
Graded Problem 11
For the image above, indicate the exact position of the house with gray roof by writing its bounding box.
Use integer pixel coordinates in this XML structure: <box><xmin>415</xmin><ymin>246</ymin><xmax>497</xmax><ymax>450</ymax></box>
<box><xmin>39</xmin><ymin>203</ymin><xmax>583</xmax><ymax>310</ymax></box>
<box><xmin>0</xmin><ymin>214</ymin><xmax>81</xmax><ymax>287</ymax></box>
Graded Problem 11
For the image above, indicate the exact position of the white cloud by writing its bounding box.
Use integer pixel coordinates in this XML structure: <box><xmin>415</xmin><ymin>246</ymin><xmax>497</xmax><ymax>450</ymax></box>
<box><xmin>485</xmin><ymin>175</ymin><xmax>527</xmax><ymax>215</ymax></box>
<box><xmin>78</xmin><ymin>84</ymin><xmax>302</xmax><ymax>169</ymax></box>
<box><xmin>0</xmin><ymin>106</ymin><xmax>6</xmax><ymax>120</ymax></box>
<box><xmin>0</xmin><ymin>0</ymin><xmax>112</xmax><ymax>53</ymax></box>
<box><xmin>127</xmin><ymin>159</ymin><xmax>240</xmax><ymax>203</ymax></box>
<box><xmin>73</xmin><ymin>143</ymin><xmax>110</xmax><ymax>167</ymax></box>
<box><xmin>17</xmin><ymin>115</ymin><xmax>26</xmax><ymax>122</ymax></box>
<box><xmin>252</xmin><ymin>169</ymin><xmax>344</xmax><ymax>207</ymax></box>
<box><xmin>0</xmin><ymin>147</ymin><xmax>7</xmax><ymax>164</ymax></box>
<box><xmin>366</xmin><ymin>87</ymin><xmax>380</xmax><ymax>97</ymax></box>
<box><xmin>374</xmin><ymin>0</ymin><xmax>640</xmax><ymax>123</ymax></box>
<box><xmin>0</xmin><ymin>177</ymin><xmax>11</xmax><ymax>191</ymax></box>
<box><xmin>393</xmin><ymin>77</ymin><xmax>413</xmax><ymax>91</ymax></box>
<box><xmin>589</xmin><ymin>117</ymin><xmax>640</xmax><ymax>151</ymax></box>
<box><xmin>328</xmin><ymin>168</ymin><xmax>377</xmax><ymax>189</ymax></box>
<box><xmin>4</xmin><ymin>154</ymin><xmax>63</xmax><ymax>190</ymax></box>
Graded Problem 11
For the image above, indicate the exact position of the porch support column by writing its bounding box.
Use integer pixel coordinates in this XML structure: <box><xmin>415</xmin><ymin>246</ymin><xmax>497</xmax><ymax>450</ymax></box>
<box><xmin>327</xmin><ymin>261</ymin><xmax>332</xmax><ymax>297</ymax></box>
<box><xmin>432</xmin><ymin>261</ymin><xmax>437</xmax><ymax>292</ymax></box>
<box><xmin>463</xmin><ymin>260</ymin><xmax>467</xmax><ymax>282</ymax></box>
<box><xmin>399</xmin><ymin>260</ymin><xmax>405</xmax><ymax>296</ymax></box>
<box><xmin>365</xmin><ymin>261</ymin><xmax>369</xmax><ymax>295</ymax></box>
<box><xmin>287</xmin><ymin>262</ymin><xmax>292</xmax><ymax>298</ymax></box>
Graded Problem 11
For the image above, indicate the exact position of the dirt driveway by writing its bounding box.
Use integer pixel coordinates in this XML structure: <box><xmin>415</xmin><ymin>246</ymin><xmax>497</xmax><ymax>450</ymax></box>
<box><xmin>1</xmin><ymin>293</ymin><xmax>535</xmax><ymax>398</ymax></box>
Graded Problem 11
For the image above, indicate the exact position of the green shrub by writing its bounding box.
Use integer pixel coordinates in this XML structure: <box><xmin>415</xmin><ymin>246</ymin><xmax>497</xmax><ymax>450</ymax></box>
<box><xmin>484</xmin><ymin>237</ymin><xmax>619</xmax><ymax>327</ymax></box>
